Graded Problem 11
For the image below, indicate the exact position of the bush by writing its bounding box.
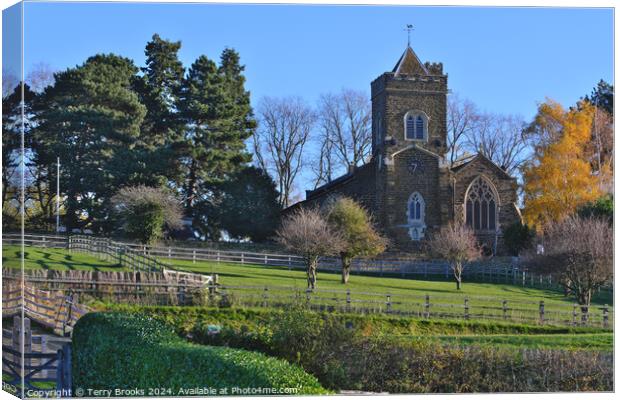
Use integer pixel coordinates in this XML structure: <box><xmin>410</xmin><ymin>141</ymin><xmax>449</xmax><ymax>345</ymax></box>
<box><xmin>577</xmin><ymin>194</ymin><xmax>613</xmax><ymax>223</ymax></box>
<box><xmin>502</xmin><ymin>222</ymin><xmax>535</xmax><ymax>256</ymax></box>
<box><xmin>72</xmin><ymin>312</ymin><xmax>327</xmax><ymax>395</ymax></box>
<box><xmin>99</xmin><ymin>305</ymin><xmax>612</xmax><ymax>393</ymax></box>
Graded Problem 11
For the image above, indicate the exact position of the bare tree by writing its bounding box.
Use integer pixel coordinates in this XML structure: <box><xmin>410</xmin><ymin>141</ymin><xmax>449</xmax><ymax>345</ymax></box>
<box><xmin>312</xmin><ymin>89</ymin><xmax>371</xmax><ymax>187</ymax></box>
<box><xmin>253</xmin><ymin>96</ymin><xmax>315</xmax><ymax>208</ymax></box>
<box><xmin>311</xmin><ymin>135</ymin><xmax>338</xmax><ymax>189</ymax></box>
<box><xmin>523</xmin><ymin>216</ymin><xmax>612</xmax><ymax>307</ymax></box>
<box><xmin>447</xmin><ymin>94</ymin><xmax>478</xmax><ymax>166</ymax></box>
<box><xmin>277</xmin><ymin>207</ymin><xmax>343</xmax><ymax>289</ymax></box>
<box><xmin>466</xmin><ymin>113</ymin><xmax>529</xmax><ymax>175</ymax></box>
<box><xmin>428</xmin><ymin>224</ymin><xmax>480</xmax><ymax>290</ymax></box>
<box><xmin>589</xmin><ymin>107</ymin><xmax>614</xmax><ymax>192</ymax></box>
<box><xmin>26</xmin><ymin>62</ymin><xmax>55</xmax><ymax>93</ymax></box>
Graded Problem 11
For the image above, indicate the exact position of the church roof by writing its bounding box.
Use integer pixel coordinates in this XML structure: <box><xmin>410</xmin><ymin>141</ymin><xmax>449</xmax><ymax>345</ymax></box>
<box><xmin>392</xmin><ymin>46</ymin><xmax>429</xmax><ymax>76</ymax></box>
<box><xmin>450</xmin><ymin>153</ymin><xmax>514</xmax><ymax>179</ymax></box>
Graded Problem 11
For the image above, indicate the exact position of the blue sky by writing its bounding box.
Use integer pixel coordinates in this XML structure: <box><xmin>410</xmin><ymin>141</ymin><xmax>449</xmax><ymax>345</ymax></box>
<box><xmin>2</xmin><ymin>2</ymin><xmax>615</xmax><ymax>192</ymax></box>
<box><xmin>11</xmin><ymin>2</ymin><xmax>612</xmax><ymax>116</ymax></box>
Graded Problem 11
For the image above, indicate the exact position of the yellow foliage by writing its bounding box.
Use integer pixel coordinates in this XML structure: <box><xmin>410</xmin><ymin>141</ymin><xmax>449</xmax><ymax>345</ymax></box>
<box><xmin>523</xmin><ymin>99</ymin><xmax>601</xmax><ymax>229</ymax></box>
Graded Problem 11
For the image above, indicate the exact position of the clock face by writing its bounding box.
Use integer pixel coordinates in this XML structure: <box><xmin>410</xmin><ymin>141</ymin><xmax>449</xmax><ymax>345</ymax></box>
<box><xmin>407</xmin><ymin>157</ymin><xmax>424</xmax><ymax>175</ymax></box>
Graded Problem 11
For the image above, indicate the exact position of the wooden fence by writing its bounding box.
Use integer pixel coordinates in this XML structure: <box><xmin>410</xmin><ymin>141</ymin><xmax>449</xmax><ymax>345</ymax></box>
<box><xmin>1</xmin><ymin>316</ymin><xmax>71</xmax><ymax>393</ymax></box>
<box><xmin>2</xmin><ymin>281</ymin><xmax>89</xmax><ymax>336</ymax></box>
<box><xmin>3</xmin><ymin>233</ymin><xmax>559</xmax><ymax>288</ymax></box>
<box><xmin>2</xmin><ymin>269</ymin><xmax>215</xmax><ymax>307</ymax></box>
<box><xmin>215</xmin><ymin>285</ymin><xmax>613</xmax><ymax>328</ymax></box>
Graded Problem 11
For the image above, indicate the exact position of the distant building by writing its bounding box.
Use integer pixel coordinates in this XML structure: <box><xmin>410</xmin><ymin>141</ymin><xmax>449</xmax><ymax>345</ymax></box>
<box><xmin>286</xmin><ymin>45</ymin><xmax>521</xmax><ymax>254</ymax></box>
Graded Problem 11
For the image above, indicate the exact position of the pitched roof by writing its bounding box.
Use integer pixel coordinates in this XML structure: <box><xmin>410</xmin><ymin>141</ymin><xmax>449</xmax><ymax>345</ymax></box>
<box><xmin>392</xmin><ymin>46</ymin><xmax>429</xmax><ymax>76</ymax></box>
<box><xmin>450</xmin><ymin>153</ymin><xmax>514</xmax><ymax>179</ymax></box>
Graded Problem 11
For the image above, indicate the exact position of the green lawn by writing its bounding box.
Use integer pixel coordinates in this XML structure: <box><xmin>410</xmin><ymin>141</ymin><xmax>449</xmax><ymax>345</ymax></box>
<box><xmin>397</xmin><ymin>333</ymin><xmax>613</xmax><ymax>351</ymax></box>
<box><xmin>3</xmin><ymin>244</ymin><xmax>613</xmax><ymax>325</ymax></box>
<box><xmin>2</xmin><ymin>245</ymin><xmax>124</xmax><ymax>271</ymax></box>
<box><xmin>161</xmin><ymin>255</ymin><xmax>613</xmax><ymax>323</ymax></box>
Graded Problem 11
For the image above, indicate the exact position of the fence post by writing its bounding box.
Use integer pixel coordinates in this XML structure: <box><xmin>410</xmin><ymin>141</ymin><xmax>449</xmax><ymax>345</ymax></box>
<box><xmin>424</xmin><ymin>294</ymin><xmax>430</xmax><ymax>318</ymax></box>
<box><xmin>386</xmin><ymin>294</ymin><xmax>392</xmax><ymax>314</ymax></box>
<box><xmin>192</xmin><ymin>250</ymin><xmax>196</xmax><ymax>264</ymax></box>
<box><xmin>262</xmin><ymin>286</ymin><xmax>269</xmax><ymax>308</ymax></box>
<box><xmin>464</xmin><ymin>297</ymin><xmax>469</xmax><ymax>320</ymax></box>
<box><xmin>581</xmin><ymin>305</ymin><xmax>589</xmax><ymax>326</ymax></box>
<box><xmin>539</xmin><ymin>300</ymin><xmax>545</xmax><ymax>325</ymax></box>
<box><xmin>56</xmin><ymin>348</ymin><xmax>64</xmax><ymax>391</ymax></box>
<box><xmin>602</xmin><ymin>305</ymin><xmax>609</xmax><ymax>328</ymax></box>
<box><xmin>502</xmin><ymin>300</ymin><xmax>508</xmax><ymax>320</ymax></box>
<box><xmin>241</xmin><ymin>253</ymin><xmax>245</xmax><ymax>264</ymax></box>
<box><xmin>572</xmin><ymin>304</ymin><xmax>578</xmax><ymax>326</ymax></box>
<box><xmin>346</xmin><ymin>289</ymin><xmax>351</xmax><ymax>313</ymax></box>
<box><xmin>168</xmin><ymin>247</ymin><xmax>171</xmax><ymax>259</ymax></box>
<box><xmin>522</xmin><ymin>270</ymin><xmax>526</xmax><ymax>286</ymax></box>
<box><xmin>264</xmin><ymin>254</ymin><xmax>268</xmax><ymax>265</ymax></box>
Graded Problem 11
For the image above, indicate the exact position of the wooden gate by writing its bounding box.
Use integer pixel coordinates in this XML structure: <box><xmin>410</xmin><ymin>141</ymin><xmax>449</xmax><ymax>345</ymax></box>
<box><xmin>2</xmin><ymin>316</ymin><xmax>71</xmax><ymax>392</ymax></box>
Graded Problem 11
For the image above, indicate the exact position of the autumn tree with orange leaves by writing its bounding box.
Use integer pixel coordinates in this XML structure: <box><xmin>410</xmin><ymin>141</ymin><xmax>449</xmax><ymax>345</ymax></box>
<box><xmin>522</xmin><ymin>100</ymin><xmax>601</xmax><ymax>228</ymax></box>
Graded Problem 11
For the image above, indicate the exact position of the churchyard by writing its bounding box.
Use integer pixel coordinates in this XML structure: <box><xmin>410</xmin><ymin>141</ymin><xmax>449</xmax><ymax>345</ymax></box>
<box><xmin>2</xmin><ymin>5</ymin><xmax>613</xmax><ymax>395</ymax></box>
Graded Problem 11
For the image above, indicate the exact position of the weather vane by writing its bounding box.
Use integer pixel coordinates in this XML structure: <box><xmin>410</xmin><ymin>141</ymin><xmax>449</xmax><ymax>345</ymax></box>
<box><xmin>404</xmin><ymin>24</ymin><xmax>414</xmax><ymax>47</ymax></box>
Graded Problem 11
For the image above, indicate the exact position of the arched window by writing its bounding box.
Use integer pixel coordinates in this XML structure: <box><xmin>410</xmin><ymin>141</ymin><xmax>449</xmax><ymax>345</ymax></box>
<box><xmin>407</xmin><ymin>192</ymin><xmax>426</xmax><ymax>240</ymax></box>
<box><xmin>404</xmin><ymin>111</ymin><xmax>428</xmax><ymax>141</ymax></box>
<box><xmin>465</xmin><ymin>176</ymin><xmax>499</xmax><ymax>231</ymax></box>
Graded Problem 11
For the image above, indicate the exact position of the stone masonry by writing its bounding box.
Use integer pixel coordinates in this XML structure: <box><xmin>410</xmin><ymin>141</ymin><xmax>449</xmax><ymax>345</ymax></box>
<box><xmin>285</xmin><ymin>45</ymin><xmax>521</xmax><ymax>254</ymax></box>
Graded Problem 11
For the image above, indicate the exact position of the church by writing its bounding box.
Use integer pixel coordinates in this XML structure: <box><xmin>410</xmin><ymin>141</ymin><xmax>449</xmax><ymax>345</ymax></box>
<box><xmin>288</xmin><ymin>45</ymin><xmax>521</xmax><ymax>254</ymax></box>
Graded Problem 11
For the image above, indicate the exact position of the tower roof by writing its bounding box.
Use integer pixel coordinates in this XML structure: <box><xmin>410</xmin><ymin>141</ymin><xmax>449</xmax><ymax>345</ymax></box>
<box><xmin>392</xmin><ymin>46</ymin><xmax>429</xmax><ymax>76</ymax></box>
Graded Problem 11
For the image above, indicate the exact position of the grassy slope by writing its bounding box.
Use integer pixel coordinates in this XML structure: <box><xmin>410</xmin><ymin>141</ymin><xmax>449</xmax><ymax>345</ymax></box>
<box><xmin>163</xmin><ymin>256</ymin><xmax>613</xmax><ymax>309</ymax></box>
<box><xmin>2</xmin><ymin>245</ymin><xmax>124</xmax><ymax>271</ymax></box>
<box><xmin>102</xmin><ymin>304</ymin><xmax>612</xmax><ymax>351</ymax></box>
<box><xmin>3</xmin><ymin>244</ymin><xmax>613</xmax><ymax>320</ymax></box>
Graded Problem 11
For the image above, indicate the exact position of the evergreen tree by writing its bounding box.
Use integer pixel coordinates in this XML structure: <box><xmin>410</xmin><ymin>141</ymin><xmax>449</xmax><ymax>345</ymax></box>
<box><xmin>33</xmin><ymin>54</ymin><xmax>146</xmax><ymax>233</ymax></box>
<box><xmin>179</xmin><ymin>51</ymin><xmax>255</xmax><ymax>237</ymax></box>
<box><xmin>2</xmin><ymin>83</ymin><xmax>37</xmax><ymax>229</ymax></box>
<box><xmin>131</xmin><ymin>34</ymin><xmax>186</xmax><ymax>187</ymax></box>
<box><xmin>585</xmin><ymin>80</ymin><xmax>613</xmax><ymax>116</ymax></box>
<box><xmin>214</xmin><ymin>167</ymin><xmax>280</xmax><ymax>242</ymax></box>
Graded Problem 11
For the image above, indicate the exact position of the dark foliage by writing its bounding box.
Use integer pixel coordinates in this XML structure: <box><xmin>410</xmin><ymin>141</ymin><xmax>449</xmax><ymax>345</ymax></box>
<box><xmin>502</xmin><ymin>222</ymin><xmax>536</xmax><ymax>256</ymax></box>
<box><xmin>72</xmin><ymin>312</ymin><xmax>327</xmax><ymax>394</ymax></box>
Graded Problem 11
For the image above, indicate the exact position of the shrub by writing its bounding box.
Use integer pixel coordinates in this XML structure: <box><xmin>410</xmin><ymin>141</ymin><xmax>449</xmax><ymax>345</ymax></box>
<box><xmin>502</xmin><ymin>222</ymin><xmax>535</xmax><ymax>256</ymax></box>
<box><xmin>99</xmin><ymin>305</ymin><xmax>612</xmax><ymax>393</ymax></box>
<box><xmin>72</xmin><ymin>312</ymin><xmax>327</xmax><ymax>395</ymax></box>
<box><xmin>111</xmin><ymin>185</ymin><xmax>182</xmax><ymax>244</ymax></box>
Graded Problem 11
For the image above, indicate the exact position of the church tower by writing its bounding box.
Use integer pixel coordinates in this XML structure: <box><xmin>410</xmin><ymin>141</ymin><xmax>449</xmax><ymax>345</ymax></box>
<box><xmin>371</xmin><ymin>45</ymin><xmax>451</xmax><ymax>245</ymax></box>
<box><xmin>371</xmin><ymin>45</ymin><xmax>448</xmax><ymax>158</ymax></box>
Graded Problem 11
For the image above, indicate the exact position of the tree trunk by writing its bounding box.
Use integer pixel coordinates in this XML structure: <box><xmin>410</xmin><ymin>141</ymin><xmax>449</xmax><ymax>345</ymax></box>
<box><xmin>307</xmin><ymin>257</ymin><xmax>318</xmax><ymax>290</ymax></box>
<box><xmin>454</xmin><ymin>262</ymin><xmax>462</xmax><ymax>290</ymax></box>
<box><xmin>341</xmin><ymin>255</ymin><xmax>351</xmax><ymax>284</ymax></box>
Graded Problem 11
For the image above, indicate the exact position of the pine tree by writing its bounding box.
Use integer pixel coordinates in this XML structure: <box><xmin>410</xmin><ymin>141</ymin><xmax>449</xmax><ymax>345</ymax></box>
<box><xmin>33</xmin><ymin>54</ymin><xmax>146</xmax><ymax>233</ymax></box>
<box><xmin>179</xmin><ymin>51</ymin><xmax>255</xmax><ymax>237</ymax></box>
<box><xmin>131</xmin><ymin>34</ymin><xmax>186</xmax><ymax>187</ymax></box>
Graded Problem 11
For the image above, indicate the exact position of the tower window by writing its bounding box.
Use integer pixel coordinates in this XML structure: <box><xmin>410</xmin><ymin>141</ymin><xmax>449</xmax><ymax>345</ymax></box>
<box><xmin>465</xmin><ymin>176</ymin><xmax>499</xmax><ymax>232</ymax></box>
<box><xmin>404</xmin><ymin>111</ymin><xmax>428</xmax><ymax>141</ymax></box>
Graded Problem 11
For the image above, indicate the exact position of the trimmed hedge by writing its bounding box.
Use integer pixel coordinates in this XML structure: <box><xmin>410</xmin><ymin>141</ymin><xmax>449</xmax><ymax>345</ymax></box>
<box><xmin>72</xmin><ymin>312</ymin><xmax>327</xmax><ymax>395</ymax></box>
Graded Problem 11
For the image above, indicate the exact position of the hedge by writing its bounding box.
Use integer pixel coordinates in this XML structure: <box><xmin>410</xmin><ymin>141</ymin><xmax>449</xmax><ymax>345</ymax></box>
<box><xmin>98</xmin><ymin>305</ymin><xmax>613</xmax><ymax>393</ymax></box>
<box><xmin>72</xmin><ymin>312</ymin><xmax>327</xmax><ymax>396</ymax></box>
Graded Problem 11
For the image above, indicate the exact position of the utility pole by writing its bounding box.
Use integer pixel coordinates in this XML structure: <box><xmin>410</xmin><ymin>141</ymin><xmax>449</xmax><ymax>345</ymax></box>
<box><xmin>56</xmin><ymin>156</ymin><xmax>60</xmax><ymax>233</ymax></box>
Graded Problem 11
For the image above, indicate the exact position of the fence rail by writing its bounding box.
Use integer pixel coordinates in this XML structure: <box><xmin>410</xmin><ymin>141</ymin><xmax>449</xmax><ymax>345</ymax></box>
<box><xmin>3</xmin><ymin>233</ymin><xmax>613</xmax><ymax>295</ymax></box>
<box><xmin>1</xmin><ymin>316</ymin><xmax>71</xmax><ymax>392</ymax></box>
<box><xmin>215</xmin><ymin>285</ymin><xmax>613</xmax><ymax>328</ymax></box>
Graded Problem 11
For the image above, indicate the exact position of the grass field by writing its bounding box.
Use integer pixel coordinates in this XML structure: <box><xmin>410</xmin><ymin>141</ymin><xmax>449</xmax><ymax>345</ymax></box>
<box><xmin>2</xmin><ymin>245</ymin><xmax>123</xmax><ymax>271</ymax></box>
<box><xmin>3</xmin><ymin>244</ymin><xmax>613</xmax><ymax>325</ymax></box>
